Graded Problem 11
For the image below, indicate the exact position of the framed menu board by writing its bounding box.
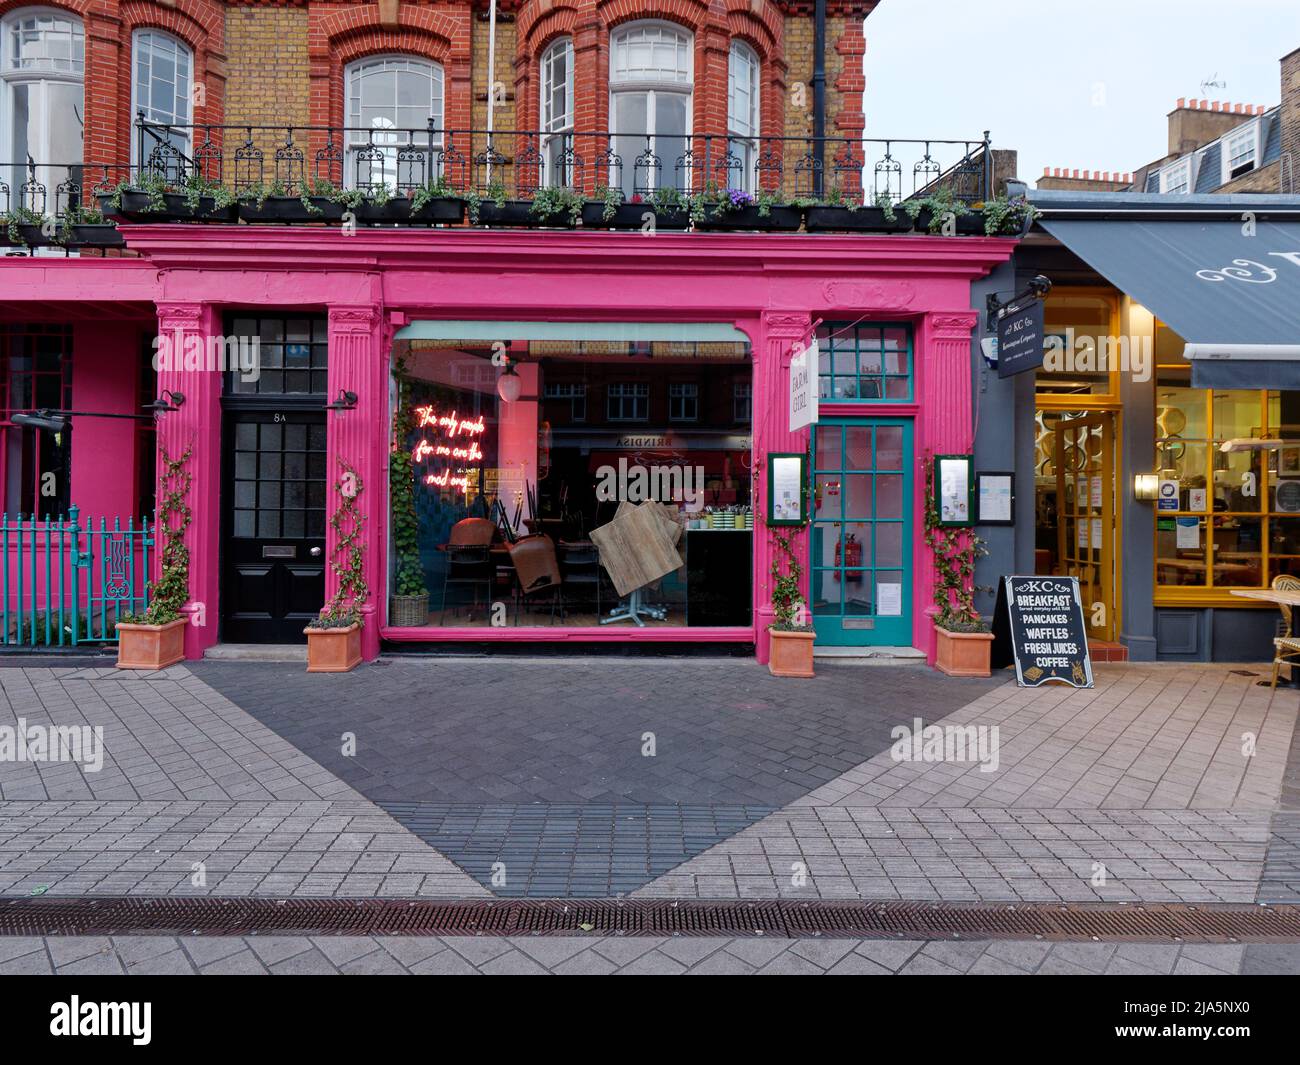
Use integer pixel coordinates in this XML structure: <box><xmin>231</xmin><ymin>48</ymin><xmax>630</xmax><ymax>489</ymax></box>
<box><xmin>934</xmin><ymin>454</ymin><xmax>974</xmax><ymax>527</ymax></box>
<box><xmin>767</xmin><ymin>453</ymin><xmax>807</xmax><ymax>526</ymax></box>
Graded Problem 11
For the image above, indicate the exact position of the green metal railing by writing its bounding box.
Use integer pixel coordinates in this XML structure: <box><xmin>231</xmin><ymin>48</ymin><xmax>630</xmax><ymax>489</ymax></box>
<box><xmin>0</xmin><ymin>507</ymin><xmax>152</xmax><ymax>647</ymax></box>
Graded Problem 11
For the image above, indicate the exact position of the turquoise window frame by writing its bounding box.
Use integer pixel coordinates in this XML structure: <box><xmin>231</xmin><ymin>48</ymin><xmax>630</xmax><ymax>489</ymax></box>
<box><xmin>816</xmin><ymin>322</ymin><xmax>913</xmax><ymax>404</ymax></box>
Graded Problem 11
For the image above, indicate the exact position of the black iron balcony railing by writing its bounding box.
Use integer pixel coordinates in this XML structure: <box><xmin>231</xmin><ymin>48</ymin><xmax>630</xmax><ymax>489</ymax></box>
<box><xmin>128</xmin><ymin>117</ymin><xmax>992</xmax><ymax>207</ymax></box>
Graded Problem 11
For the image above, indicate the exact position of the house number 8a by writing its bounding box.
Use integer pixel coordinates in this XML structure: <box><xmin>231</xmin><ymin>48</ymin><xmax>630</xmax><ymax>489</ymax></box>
<box><xmin>274</xmin><ymin>413</ymin><xmax>286</xmax><ymax>423</ymax></box>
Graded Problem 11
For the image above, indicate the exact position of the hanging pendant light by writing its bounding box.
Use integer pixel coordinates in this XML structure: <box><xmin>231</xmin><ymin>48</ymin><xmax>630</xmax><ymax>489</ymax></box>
<box><xmin>497</xmin><ymin>360</ymin><xmax>522</xmax><ymax>403</ymax></box>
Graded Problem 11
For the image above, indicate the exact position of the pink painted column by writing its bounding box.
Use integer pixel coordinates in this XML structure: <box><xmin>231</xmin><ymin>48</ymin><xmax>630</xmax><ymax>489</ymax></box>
<box><xmin>326</xmin><ymin>305</ymin><xmax>386</xmax><ymax>661</ymax></box>
<box><xmin>915</xmin><ymin>310</ymin><xmax>980</xmax><ymax>661</ymax></box>
<box><xmin>753</xmin><ymin>311</ymin><xmax>813</xmax><ymax>663</ymax></box>
<box><xmin>154</xmin><ymin>301</ymin><xmax>221</xmax><ymax>659</ymax></box>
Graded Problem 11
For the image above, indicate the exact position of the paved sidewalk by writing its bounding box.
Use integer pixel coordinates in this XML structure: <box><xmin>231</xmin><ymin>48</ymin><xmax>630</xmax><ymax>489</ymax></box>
<box><xmin>635</xmin><ymin>665</ymin><xmax>1300</xmax><ymax>903</ymax></box>
<box><xmin>0</xmin><ymin>668</ymin><xmax>485</xmax><ymax>898</ymax></box>
<box><xmin>2</xmin><ymin>933</ymin><xmax>1287</xmax><ymax>975</ymax></box>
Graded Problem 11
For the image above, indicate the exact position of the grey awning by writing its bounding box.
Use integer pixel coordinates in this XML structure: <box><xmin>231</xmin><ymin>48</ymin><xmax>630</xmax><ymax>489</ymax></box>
<box><xmin>1040</xmin><ymin>217</ymin><xmax>1300</xmax><ymax>388</ymax></box>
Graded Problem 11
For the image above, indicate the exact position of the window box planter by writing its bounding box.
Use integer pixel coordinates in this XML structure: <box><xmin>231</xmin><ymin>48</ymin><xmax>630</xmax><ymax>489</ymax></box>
<box><xmin>96</xmin><ymin>190</ymin><xmax>237</xmax><ymax>223</ymax></box>
<box><xmin>580</xmin><ymin>202</ymin><xmax>690</xmax><ymax>231</ymax></box>
<box><xmin>238</xmin><ymin>196</ymin><xmax>346</xmax><ymax>224</ymax></box>
<box><xmin>907</xmin><ymin>207</ymin><xmax>985</xmax><ymax>235</ymax></box>
<box><xmin>0</xmin><ymin>224</ymin><xmax>52</xmax><ymax>248</ymax></box>
<box><xmin>474</xmin><ymin>200</ymin><xmax>535</xmax><ymax>227</ymax></box>
<box><xmin>116</xmin><ymin>617</ymin><xmax>187</xmax><ymax>671</ymax></box>
<box><xmin>804</xmin><ymin>206</ymin><xmax>911</xmax><ymax>233</ymax></box>
<box><xmin>696</xmin><ymin>204</ymin><xmax>803</xmax><ymax>232</ymax></box>
<box><xmin>768</xmin><ymin>628</ymin><xmax>815</xmax><ymax>678</ymax></box>
<box><xmin>63</xmin><ymin>224</ymin><xmax>124</xmax><ymax>248</ymax></box>
<box><xmin>354</xmin><ymin>197</ymin><xmax>466</xmax><ymax>225</ymax></box>
<box><xmin>389</xmin><ymin>594</ymin><xmax>429</xmax><ymax>628</ymax></box>
<box><xmin>932</xmin><ymin>625</ymin><xmax>994</xmax><ymax>677</ymax></box>
<box><xmin>305</xmin><ymin>622</ymin><xmax>362</xmax><ymax>673</ymax></box>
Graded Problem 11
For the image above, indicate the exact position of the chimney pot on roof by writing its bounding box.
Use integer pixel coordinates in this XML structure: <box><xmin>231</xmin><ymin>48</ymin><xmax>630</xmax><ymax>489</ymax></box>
<box><xmin>1176</xmin><ymin>97</ymin><xmax>1186</xmax><ymax>108</ymax></box>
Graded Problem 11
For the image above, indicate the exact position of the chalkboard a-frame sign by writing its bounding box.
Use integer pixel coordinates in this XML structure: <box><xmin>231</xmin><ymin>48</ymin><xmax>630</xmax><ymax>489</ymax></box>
<box><xmin>991</xmin><ymin>575</ymin><xmax>1094</xmax><ymax>688</ymax></box>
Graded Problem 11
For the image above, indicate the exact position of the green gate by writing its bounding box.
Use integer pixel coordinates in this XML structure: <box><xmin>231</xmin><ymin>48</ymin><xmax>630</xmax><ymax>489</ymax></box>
<box><xmin>0</xmin><ymin>507</ymin><xmax>153</xmax><ymax>647</ymax></box>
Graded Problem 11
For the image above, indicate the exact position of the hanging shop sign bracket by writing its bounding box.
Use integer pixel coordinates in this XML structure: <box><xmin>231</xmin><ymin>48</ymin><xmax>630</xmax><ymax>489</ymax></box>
<box><xmin>986</xmin><ymin>274</ymin><xmax>1051</xmax><ymax>379</ymax></box>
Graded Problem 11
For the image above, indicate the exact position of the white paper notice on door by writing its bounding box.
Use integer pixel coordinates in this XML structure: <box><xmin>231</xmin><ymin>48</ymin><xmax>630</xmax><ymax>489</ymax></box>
<box><xmin>1077</xmin><ymin>521</ymin><xmax>1089</xmax><ymax>549</ymax></box>
<box><xmin>1091</xmin><ymin>517</ymin><xmax>1104</xmax><ymax>547</ymax></box>
<box><xmin>877</xmin><ymin>582</ymin><xmax>902</xmax><ymax>616</ymax></box>
<box><xmin>1090</xmin><ymin>476</ymin><xmax>1103</xmax><ymax>508</ymax></box>
<box><xmin>1176</xmin><ymin>517</ymin><xmax>1200</xmax><ymax>548</ymax></box>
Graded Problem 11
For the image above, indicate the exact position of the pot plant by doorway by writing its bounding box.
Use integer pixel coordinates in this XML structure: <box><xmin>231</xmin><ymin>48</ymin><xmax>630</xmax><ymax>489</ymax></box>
<box><xmin>306</xmin><ymin>462</ymin><xmax>367</xmax><ymax>672</ymax></box>
<box><xmin>388</xmin><ymin>361</ymin><xmax>429</xmax><ymax>627</ymax></box>
<box><xmin>924</xmin><ymin>455</ymin><xmax>993</xmax><ymax>676</ymax></box>
<box><xmin>768</xmin><ymin>526</ymin><xmax>816</xmax><ymax>678</ymax></box>
<box><xmin>117</xmin><ymin>446</ymin><xmax>191</xmax><ymax>670</ymax></box>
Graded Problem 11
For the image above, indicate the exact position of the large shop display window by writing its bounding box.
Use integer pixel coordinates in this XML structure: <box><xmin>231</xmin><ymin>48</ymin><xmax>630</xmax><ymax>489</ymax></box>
<box><xmin>1154</xmin><ymin>333</ymin><xmax>1300</xmax><ymax>596</ymax></box>
<box><xmin>388</xmin><ymin>335</ymin><xmax>753</xmax><ymax>629</ymax></box>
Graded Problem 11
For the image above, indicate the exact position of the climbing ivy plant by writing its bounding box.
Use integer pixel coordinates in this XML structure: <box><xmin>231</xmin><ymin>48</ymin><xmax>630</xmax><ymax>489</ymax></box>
<box><xmin>127</xmin><ymin>446</ymin><xmax>192</xmax><ymax>625</ymax></box>
<box><xmin>923</xmin><ymin>453</ymin><xmax>988</xmax><ymax>632</ymax></box>
<box><xmin>310</xmin><ymin>463</ymin><xmax>368</xmax><ymax>629</ymax></box>
<box><xmin>390</xmin><ymin>358</ymin><xmax>427</xmax><ymax>599</ymax></box>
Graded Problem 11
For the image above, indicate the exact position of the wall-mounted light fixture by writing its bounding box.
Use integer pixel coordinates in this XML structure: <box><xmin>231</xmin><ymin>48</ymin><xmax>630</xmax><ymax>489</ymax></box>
<box><xmin>13</xmin><ymin>409</ymin><xmax>69</xmax><ymax>433</ymax></box>
<box><xmin>144</xmin><ymin>389</ymin><xmax>186</xmax><ymax>415</ymax></box>
<box><xmin>1133</xmin><ymin>473</ymin><xmax>1160</xmax><ymax>501</ymax></box>
<box><xmin>325</xmin><ymin>389</ymin><xmax>358</xmax><ymax>412</ymax></box>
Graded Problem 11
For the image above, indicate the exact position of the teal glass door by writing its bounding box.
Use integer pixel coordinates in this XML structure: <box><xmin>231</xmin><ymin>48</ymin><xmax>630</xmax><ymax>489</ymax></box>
<box><xmin>809</xmin><ymin>419</ymin><xmax>913</xmax><ymax>645</ymax></box>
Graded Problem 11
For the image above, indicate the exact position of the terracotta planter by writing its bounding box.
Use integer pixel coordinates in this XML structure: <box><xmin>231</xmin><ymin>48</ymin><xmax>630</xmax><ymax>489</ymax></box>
<box><xmin>116</xmin><ymin>617</ymin><xmax>187</xmax><ymax>670</ymax></box>
<box><xmin>305</xmin><ymin>622</ymin><xmax>362</xmax><ymax>673</ymax></box>
<box><xmin>768</xmin><ymin>627</ymin><xmax>816</xmax><ymax>678</ymax></box>
<box><xmin>933</xmin><ymin>625</ymin><xmax>994</xmax><ymax>677</ymax></box>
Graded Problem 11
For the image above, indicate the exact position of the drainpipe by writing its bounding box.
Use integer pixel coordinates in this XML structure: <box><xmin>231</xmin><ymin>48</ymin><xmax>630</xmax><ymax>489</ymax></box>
<box><xmin>812</xmin><ymin>0</ymin><xmax>826</xmax><ymax>197</ymax></box>
<box><xmin>486</xmin><ymin>0</ymin><xmax>498</xmax><ymax>181</ymax></box>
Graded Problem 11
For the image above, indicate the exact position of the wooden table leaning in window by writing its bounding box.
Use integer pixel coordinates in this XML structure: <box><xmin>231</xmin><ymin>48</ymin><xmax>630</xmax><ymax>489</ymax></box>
<box><xmin>1229</xmin><ymin>587</ymin><xmax>1300</xmax><ymax>688</ymax></box>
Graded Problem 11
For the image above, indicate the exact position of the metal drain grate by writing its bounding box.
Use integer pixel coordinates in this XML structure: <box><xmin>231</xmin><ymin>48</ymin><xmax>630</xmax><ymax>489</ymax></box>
<box><xmin>3</xmin><ymin>897</ymin><xmax>1299</xmax><ymax>941</ymax></box>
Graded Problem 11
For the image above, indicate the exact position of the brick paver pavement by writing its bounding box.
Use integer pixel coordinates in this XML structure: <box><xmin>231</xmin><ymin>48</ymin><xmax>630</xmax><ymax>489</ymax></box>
<box><xmin>1</xmin><ymin>933</ymin><xmax>1287</xmax><ymax>975</ymax></box>
<box><xmin>635</xmin><ymin>665</ymin><xmax>1300</xmax><ymax>902</ymax></box>
<box><xmin>0</xmin><ymin>668</ymin><xmax>486</xmax><ymax>898</ymax></box>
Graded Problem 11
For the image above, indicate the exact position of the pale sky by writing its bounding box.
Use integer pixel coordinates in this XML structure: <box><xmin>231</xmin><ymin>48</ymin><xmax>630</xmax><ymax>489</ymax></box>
<box><xmin>863</xmin><ymin>0</ymin><xmax>1298</xmax><ymax>188</ymax></box>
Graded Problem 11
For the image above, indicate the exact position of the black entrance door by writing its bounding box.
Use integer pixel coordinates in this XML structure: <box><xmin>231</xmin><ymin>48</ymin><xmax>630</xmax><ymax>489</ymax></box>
<box><xmin>221</xmin><ymin>410</ymin><xmax>328</xmax><ymax>642</ymax></box>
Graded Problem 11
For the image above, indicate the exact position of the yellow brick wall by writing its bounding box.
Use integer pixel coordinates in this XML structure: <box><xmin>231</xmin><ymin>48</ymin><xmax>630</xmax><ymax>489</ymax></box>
<box><xmin>224</xmin><ymin>6</ymin><xmax>312</xmax><ymax>178</ymax></box>
<box><xmin>472</xmin><ymin>17</ymin><xmax>517</xmax><ymax>133</ymax></box>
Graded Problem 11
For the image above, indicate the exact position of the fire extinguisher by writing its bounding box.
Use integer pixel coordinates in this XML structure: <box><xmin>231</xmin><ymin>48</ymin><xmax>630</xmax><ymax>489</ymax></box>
<box><xmin>834</xmin><ymin>533</ymin><xmax>862</xmax><ymax>582</ymax></box>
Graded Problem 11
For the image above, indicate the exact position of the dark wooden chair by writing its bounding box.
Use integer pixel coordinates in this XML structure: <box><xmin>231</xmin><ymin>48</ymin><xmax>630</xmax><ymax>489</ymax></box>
<box><xmin>439</xmin><ymin>517</ymin><xmax>496</xmax><ymax>624</ymax></box>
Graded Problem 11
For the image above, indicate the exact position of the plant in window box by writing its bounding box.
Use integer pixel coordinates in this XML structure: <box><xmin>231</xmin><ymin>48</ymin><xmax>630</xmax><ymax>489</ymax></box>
<box><xmin>468</xmin><ymin>178</ymin><xmax>526</xmax><ymax>226</ymax></box>
<box><xmin>528</xmin><ymin>185</ymin><xmax>584</xmax><ymax>228</ymax></box>
<box><xmin>805</xmin><ymin>190</ymin><xmax>910</xmax><ymax>234</ymax></box>
<box><xmin>0</xmin><ymin>206</ymin><xmax>54</xmax><ymax>249</ymax></box>
<box><xmin>305</xmin><ymin>463</ymin><xmax>367</xmax><ymax>672</ymax></box>
<box><xmin>117</xmin><ymin>446</ymin><xmax>192</xmax><ymax>670</ymax></box>
<box><xmin>978</xmin><ymin>194</ymin><xmax>1040</xmax><ymax>237</ymax></box>
<box><xmin>903</xmin><ymin>187</ymin><xmax>981</xmax><ymax>235</ymax></box>
<box><xmin>57</xmin><ymin>204</ymin><xmax>124</xmax><ymax>248</ymax></box>
<box><xmin>238</xmin><ymin>177</ymin><xmax>346</xmax><ymax>224</ymax></box>
<box><xmin>923</xmin><ymin>455</ymin><xmax>994</xmax><ymax>677</ymax></box>
<box><xmin>693</xmin><ymin>184</ymin><xmax>802</xmax><ymax>231</ymax></box>
<box><xmin>388</xmin><ymin>364</ymin><xmax>430</xmax><ymax>627</ymax></box>
<box><xmin>406</xmin><ymin>174</ymin><xmax>467</xmax><ymax>225</ymax></box>
<box><xmin>99</xmin><ymin>172</ymin><xmax>238</xmax><ymax>223</ymax></box>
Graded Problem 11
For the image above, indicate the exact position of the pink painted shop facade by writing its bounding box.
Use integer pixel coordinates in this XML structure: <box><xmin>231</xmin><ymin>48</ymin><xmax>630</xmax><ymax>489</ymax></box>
<box><xmin>0</xmin><ymin>227</ymin><xmax>1013</xmax><ymax>663</ymax></box>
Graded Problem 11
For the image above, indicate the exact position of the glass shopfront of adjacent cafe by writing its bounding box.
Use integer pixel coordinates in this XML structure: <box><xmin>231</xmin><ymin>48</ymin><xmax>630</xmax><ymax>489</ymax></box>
<box><xmin>386</xmin><ymin>324</ymin><xmax>755</xmax><ymax>635</ymax></box>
